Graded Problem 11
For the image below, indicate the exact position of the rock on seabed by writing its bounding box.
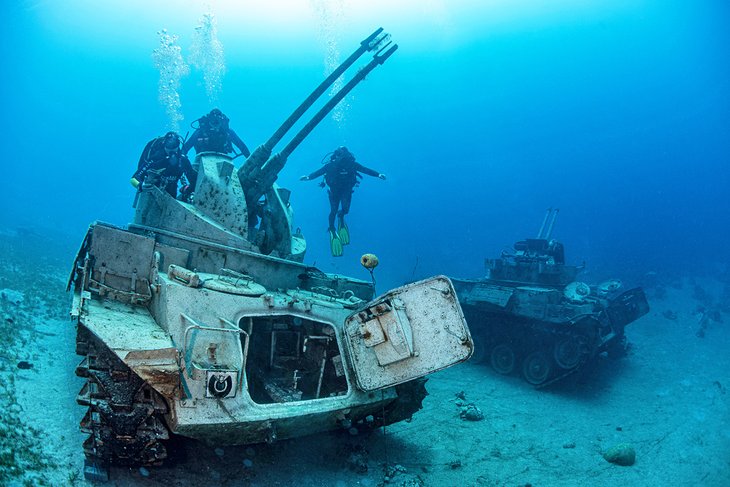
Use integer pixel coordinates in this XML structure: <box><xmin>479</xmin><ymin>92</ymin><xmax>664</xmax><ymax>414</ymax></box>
<box><xmin>602</xmin><ymin>443</ymin><xmax>636</xmax><ymax>466</ymax></box>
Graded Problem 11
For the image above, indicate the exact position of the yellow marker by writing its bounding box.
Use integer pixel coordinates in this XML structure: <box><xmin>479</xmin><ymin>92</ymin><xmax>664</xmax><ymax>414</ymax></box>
<box><xmin>360</xmin><ymin>253</ymin><xmax>379</xmax><ymax>270</ymax></box>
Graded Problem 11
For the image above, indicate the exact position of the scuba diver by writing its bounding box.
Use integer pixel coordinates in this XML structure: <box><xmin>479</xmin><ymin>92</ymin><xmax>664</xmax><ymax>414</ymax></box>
<box><xmin>182</xmin><ymin>108</ymin><xmax>251</xmax><ymax>158</ymax></box>
<box><xmin>300</xmin><ymin>146</ymin><xmax>385</xmax><ymax>257</ymax></box>
<box><xmin>131</xmin><ymin>131</ymin><xmax>198</xmax><ymax>201</ymax></box>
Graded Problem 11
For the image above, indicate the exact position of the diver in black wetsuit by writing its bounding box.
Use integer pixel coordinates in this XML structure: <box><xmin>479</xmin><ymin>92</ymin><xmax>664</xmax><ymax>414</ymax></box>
<box><xmin>300</xmin><ymin>146</ymin><xmax>385</xmax><ymax>256</ymax></box>
<box><xmin>182</xmin><ymin>108</ymin><xmax>251</xmax><ymax>157</ymax></box>
<box><xmin>131</xmin><ymin>131</ymin><xmax>198</xmax><ymax>200</ymax></box>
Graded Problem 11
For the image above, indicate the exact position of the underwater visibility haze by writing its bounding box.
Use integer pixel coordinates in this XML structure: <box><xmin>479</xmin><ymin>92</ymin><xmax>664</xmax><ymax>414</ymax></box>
<box><xmin>0</xmin><ymin>1</ymin><xmax>729</xmax><ymax>485</ymax></box>
<box><xmin>1</xmin><ymin>0</ymin><xmax>728</xmax><ymax>285</ymax></box>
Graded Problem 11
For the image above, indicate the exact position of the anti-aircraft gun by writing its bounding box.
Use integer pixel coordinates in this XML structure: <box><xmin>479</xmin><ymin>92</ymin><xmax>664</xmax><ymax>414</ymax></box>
<box><xmin>68</xmin><ymin>29</ymin><xmax>473</xmax><ymax>481</ymax></box>
<box><xmin>452</xmin><ymin>209</ymin><xmax>649</xmax><ymax>387</ymax></box>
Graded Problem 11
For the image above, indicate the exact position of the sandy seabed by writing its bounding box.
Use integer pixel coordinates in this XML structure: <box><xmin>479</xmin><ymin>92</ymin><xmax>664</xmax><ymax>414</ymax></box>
<box><xmin>1</xmin><ymin>230</ymin><xmax>728</xmax><ymax>487</ymax></box>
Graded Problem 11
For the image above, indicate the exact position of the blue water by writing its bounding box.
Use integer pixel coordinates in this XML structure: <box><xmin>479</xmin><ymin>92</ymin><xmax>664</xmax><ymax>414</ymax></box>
<box><xmin>2</xmin><ymin>1</ymin><xmax>729</xmax><ymax>291</ymax></box>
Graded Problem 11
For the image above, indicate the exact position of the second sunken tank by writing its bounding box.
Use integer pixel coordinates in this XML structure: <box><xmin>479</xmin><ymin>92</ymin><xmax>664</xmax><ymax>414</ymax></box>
<box><xmin>452</xmin><ymin>209</ymin><xmax>649</xmax><ymax>387</ymax></box>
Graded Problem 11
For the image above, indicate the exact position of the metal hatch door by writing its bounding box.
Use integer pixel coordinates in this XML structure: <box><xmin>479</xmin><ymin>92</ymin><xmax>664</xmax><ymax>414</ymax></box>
<box><xmin>344</xmin><ymin>276</ymin><xmax>473</xmax><ymax>391</ymax></box>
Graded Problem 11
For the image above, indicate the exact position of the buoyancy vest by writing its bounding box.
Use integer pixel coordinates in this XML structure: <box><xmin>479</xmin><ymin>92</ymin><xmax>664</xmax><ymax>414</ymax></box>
<box><xmin>194</xmin><ymin>114</ymin><xmax>232</xmax><ymax>153</ymax></box>
<box><xmin>324</xmin><ymin>152</ymin><xmax>358</xmax><ymax>189</ymax></box>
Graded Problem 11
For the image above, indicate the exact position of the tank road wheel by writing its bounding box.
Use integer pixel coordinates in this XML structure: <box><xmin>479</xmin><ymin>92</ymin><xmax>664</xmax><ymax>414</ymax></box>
<box><xmin>75</xmin><ymin>326</ymin><xmax>170</xmax><ymax>480</ymax></box>
<box><xmin>521</xmin><ymin>351</ymin><xmax>553</xmax><ymax>386</ymax></box>
<box><xmin>553</xmin><ymin>335</ymin><xmax>589</xmax><ymax>370</ymax></box>
<box><xmin>490</xmin><ymin>344</ymin><xmax>516</xmax><ymax>375</ymax></box>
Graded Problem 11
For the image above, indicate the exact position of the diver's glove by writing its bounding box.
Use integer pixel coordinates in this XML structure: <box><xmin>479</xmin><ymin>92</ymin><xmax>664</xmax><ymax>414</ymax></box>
<box><xmin>179</xmin><ymin>185</ymin><xmax>194</xmax><ymax>203</ymax></box>
<box><xmin>130</xmin><ymin>177</ymin><xmax>140</xmax><ymax>188</ymax></box>
<box><xmin>377</xmin><ymin>173</ymin><xmax>386</xmax><ymax>180</ymax></box>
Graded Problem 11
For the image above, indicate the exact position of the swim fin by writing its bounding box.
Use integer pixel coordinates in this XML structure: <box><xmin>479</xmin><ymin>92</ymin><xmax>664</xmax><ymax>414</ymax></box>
<box><xmin>329</xmin><ymin>229</ymin><xmax>344</xmax><ymax>257</ymax></box>
<box><xmin>337</xmin><ymin>219</ymin><xmax>350</xmax><ymax>246</ymax></box>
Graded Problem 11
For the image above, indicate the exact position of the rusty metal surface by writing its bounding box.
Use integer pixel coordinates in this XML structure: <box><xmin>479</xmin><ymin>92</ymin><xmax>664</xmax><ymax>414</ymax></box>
<box><xmin>89</xmin><ymin>224</ymin><xmax>155</xmax><ymax>279</ymax></box>
<box><xmin>193</xmin><ymin>155</ymin><xmax>249</xmax><ymax>238</ymax></box>
<box><xmin>73</xmin><ymin>222</ymin><xmax>475</xmax><ymax>446</ymax></box>
<box><xmin>344</xmin><ymin>276</ymin><xmax>473</xmax><ymax>391</ymax></box>
<box><xmin>133</xmin><ymin>185</ymin><xmax>253</xmax><ymax>251</ymax></box>
<box><xmin>79</xmin><ymin>298</ymin><xmax>179</xmax><ymax>398</ymax></box>
<box><xmin>86</xmin><ymin>224</ymin><xmax>154</xmax><ymax>304</ymax></box>
<box><xmin>466</xmin><ymin>284</ymin><xmax>514</xmax><ymax>308</ymax></box>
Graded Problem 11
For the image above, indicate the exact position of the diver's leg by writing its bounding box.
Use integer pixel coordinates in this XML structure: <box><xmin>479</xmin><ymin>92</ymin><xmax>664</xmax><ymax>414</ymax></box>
<box><xmin>336</xmin><ymin>189</ymin><xmax>353</xmax><ymax>245</ymax></box>
<box><xmin>327</xmin><ymin>189</ymin><xmax>339</xmax><ymax>232</ymax></box>
<box><xmin>327</xmin><ymin>189</ymin><xmax>344</xmax><ymax>256</ymax></box>
<box><xmin>338</xmin><ymin>189</ymin><xmax>353</xmax><ymax>223</ymax></box>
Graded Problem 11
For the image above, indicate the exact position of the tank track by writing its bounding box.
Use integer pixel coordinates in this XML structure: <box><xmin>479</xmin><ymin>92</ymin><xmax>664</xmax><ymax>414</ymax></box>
<box><xmin>75</xmin><ymin>325</ymin><xmax>170</xmax><ymax>481</ymax></box>
<box><xmin>528</xmin><ymin>320</ymin><xmax>598</xmax><ymax>388</ymax></box>
<box><xmin>479</xmin><ymin>316</ymin><xmax>608</xmax><ymax>388</ymax></box>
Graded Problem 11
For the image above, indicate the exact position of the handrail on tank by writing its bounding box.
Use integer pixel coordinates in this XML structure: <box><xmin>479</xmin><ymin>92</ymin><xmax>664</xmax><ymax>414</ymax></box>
<box><xmin>242</xmin><ymin>40</ymin><xmax>399</xmax><ymax>205</ymax></box>
<box><xmin>238</xmin><ymin>28</ymin><xmax>389</xmax><ymax>185</ymax></box>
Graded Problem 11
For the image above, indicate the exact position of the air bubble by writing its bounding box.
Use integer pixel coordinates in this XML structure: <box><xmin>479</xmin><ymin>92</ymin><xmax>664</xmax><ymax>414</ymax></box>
<box><xmin>152</xmin><ymin>30</ymin><xmax>190</xmax><ymax>131</ymax></box>
<box><xmin>312</xmin><ymin>0</ymin><xmax>350</xmax><ymax>127</ymax></box>
<box><xmin>189</xmin><ymin>13</ymin><xmax>226</xmax><ymax>104</ymax></box>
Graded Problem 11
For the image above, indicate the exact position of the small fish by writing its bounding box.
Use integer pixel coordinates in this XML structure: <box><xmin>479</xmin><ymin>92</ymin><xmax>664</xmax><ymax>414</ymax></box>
<box><xmin>17</xmin><ymin>361</ymin><xmax>33</xmax><ymax>370</ymax></box>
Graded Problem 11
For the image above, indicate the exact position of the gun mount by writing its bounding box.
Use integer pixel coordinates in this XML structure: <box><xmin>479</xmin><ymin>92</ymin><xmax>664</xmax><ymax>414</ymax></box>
<box><xmin>239</xmin><ymin>28</ymin><xmax>397</xmax><ymax>208</ymax></box>
<box><xmin>134</xmin><ymin>28</ymin><xmax>396</xmax><ymax>260</ymax></box>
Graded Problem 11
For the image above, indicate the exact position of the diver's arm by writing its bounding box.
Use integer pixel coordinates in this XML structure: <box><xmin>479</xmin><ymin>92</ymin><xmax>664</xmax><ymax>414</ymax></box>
<box><xmin>300</xmin><ymin>163</ymin><xmax>331</xmax><ymax>181</ymax></box>
<box><xmin>229</xmin><ymin>129</ymin><xmax>251</xmax><ymax>158</ymax></box>
<box><xmin>181</xmin><ymin>130</ymin><xmax>198</xmax><ymax>155</ymax></box>
<box><xmin>181</xmin><ymin>155</ymin><xmax>198</xmax><ymax>190</ymax></box>
<box><xmin>133</xmin><ymin>139</ymin><xmax>156</xmax><ymax>180</ymax></box>
<box><xmin>136</xmin><ymin>139</ymin><xmax>155</xmax><ymax>171</ymax></box>
<box><xmin>354</xmin><ymin>162</ymin><xmax>385</xmax><ymax>179</ymax></box>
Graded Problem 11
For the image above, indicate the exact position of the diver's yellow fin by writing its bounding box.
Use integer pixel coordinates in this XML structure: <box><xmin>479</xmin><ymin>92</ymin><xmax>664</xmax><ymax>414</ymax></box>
<box><xmin>329</xmin><ymin>230</ymin><xmax>344</xmax><ymax>257</ymax></box>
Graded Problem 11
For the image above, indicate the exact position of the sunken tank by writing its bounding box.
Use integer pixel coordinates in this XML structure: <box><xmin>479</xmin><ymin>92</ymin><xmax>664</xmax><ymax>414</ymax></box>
<box><xmin>67</xmin><ymin>29</ymin><xmax>473</xmax><ymax>481</ymax></box>
<box><xmin>451</xmin><ymin>209</ymin><xmax>648</xmax><ymax>388</ymax></box>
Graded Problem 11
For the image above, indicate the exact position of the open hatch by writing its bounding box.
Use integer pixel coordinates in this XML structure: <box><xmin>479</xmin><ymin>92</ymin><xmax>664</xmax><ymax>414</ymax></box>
<box><xmin>344</xmin><ymin>276</ymin><xmax>473</xmax><ymax>391</ymax></box>
<box><xmin>241</xmin><ymin>315</ymin><xmax>348</xmax><ymax>404</ymax></box>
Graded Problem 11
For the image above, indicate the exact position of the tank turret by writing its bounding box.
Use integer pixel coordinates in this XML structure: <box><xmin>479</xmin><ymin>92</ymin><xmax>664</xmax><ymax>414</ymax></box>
<box><xmin>485</xmin><ymin>208</ymin><xmax>580</xmax><ymax>287</ymax></box>
<box><xmin>452</xmin><ymin>209</ymin><xmax>649</xmax><ymax>387</ymax></box>
<box><xmin>134</xmin><ymin>28</ymin><xmax>396</xmax><ymax>261</ymax></box>
<box><xmin>68</xmin><ymin>29</ymin><xmax>472</xmax><ymax>482</ymax></box>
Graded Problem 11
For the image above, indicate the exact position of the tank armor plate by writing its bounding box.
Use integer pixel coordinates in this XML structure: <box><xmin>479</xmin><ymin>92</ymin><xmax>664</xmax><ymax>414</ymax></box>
<box><xmin>199</xmin><ymin>273</ymin><xmax>267</xmax><ymax>296</ymax></box>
